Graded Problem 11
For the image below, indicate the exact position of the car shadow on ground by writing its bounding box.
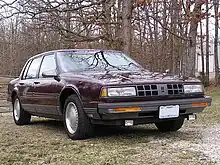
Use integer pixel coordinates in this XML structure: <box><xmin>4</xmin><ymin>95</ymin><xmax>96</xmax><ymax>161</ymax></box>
<box><xmin>28</xmin><ymin>118</ymin><xmax>196</xmax><ymax>141</ymax></box>
<box><xmin>30</xmin><ymin>118</ymin><xmax>64</xmax><ymax>130</ymax></box>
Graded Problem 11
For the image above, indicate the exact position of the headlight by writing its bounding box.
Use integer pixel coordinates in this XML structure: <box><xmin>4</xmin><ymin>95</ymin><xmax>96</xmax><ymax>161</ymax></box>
<box><xmin>184</xmin><ymin>85</ymin><xmax>204</xmax><ymax>93</ymax></box>
<box><xmin>101</xmin><ymin>87</ymin><xmax>136</xmax><ymax>97</ymax></box>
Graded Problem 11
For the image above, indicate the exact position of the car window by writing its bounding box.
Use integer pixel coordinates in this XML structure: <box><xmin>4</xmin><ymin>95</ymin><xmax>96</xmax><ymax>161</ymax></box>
<box><xmin>57</xmin><ymin>51</ymin><xmax>143</xmax><ymax>73</ymax></box>
<box><xmin>26</xmin><ymin>57</ymin><xmax>42</xmax><ymax>79</ymax></box>
<box><xmin>39</xmin><ymin>54</ymin><xmax>56</xmax><ymax>78</ymax></box>
<box><xmin>21</xmin><ymin>60</ymin><xmax>32</xmax><ymax>80</ymax></box>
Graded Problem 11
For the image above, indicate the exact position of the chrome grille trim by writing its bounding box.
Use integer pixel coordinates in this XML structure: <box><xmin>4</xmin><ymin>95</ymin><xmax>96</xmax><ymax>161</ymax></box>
<box><xmin>136</xmin><ymin>84</ymin><xmax>184</xmax><ymax>97</ymax></box>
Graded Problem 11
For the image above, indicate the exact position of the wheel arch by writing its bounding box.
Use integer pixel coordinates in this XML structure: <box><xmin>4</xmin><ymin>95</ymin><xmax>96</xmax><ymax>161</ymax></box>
<box><xmin>11</xmin><ymin>88</ymin><xmax>19</xmax><ymax>102</ymax></box>
<box><xmin>59</xmin><ymin>86</ymin><xmax>83</xmax><ymax>114</ymax></box>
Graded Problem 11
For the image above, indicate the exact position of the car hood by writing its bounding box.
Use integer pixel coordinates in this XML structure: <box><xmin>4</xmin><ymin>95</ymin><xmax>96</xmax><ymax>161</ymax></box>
<box><xmin>60</xmin><ymin>70</ymin><xmax>201</xmax><ymax>85</ymax></box>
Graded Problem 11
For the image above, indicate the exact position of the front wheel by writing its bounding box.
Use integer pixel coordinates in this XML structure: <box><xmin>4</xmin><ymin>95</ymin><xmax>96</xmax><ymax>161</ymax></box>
<box><xmin>63</xmin><ymin>95</ymin><xmax>94</xmax><ymax>140</ymax></box>
<box><xmin>12</xmin><ymin>97</ymin><xmax>31</xmax><ymax>125</ymax></box>
<box><xmin>155</xmin><ymin>118</ymin><xmax>185</xmax><ymax>132</ymax></box>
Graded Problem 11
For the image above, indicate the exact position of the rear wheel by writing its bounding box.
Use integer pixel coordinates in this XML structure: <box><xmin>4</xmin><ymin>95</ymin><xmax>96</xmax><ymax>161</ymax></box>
<box><xmin>12</xmin><ymin>97</ymin><xmax>31</xmax><ymax>125</ymax></box>
<box><xmin>63</xmin><ymin>95</ymin><xmax>94</xmax><ymax>140</ymax></box>
<box><xmin>155</xmin><ymin>118</ymin><xmax>184</xmax><ymax>132</ymax></box>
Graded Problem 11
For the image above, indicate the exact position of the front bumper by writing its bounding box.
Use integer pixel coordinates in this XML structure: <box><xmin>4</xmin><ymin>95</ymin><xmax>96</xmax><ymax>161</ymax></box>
<box><xmin>88</xmin><ymin>96</ymin><xmax>212</xmax><ymax>125</ymax></box>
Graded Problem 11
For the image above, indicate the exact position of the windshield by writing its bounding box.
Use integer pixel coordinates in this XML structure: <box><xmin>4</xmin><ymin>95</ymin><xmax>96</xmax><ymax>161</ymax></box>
<box><xmin>57</xmin><ymin>51</ymin><xmax>143</xmax><ymax>73</ymax></box>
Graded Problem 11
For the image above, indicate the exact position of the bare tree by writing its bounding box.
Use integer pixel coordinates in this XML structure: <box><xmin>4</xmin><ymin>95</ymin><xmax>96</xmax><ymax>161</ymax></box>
<box><xmin>200</xmin><ymin>20</ymin><xmax>205</xmax><ymax>83</ymax></box>
<box><xmin>206</xmin><ymin>0</ymin><xmax>210</xmax><ymax>86</ymax></box>
<box><xmin>0</xmin><ymin>0</ymin><xmax>215</xmax><ymax>84</ymax></box>
<box><xmin>214</xmin><ymin>0</ymin><xmax>219</xmax><ymax>85</ymax></box>
<box><xmin>182</xmin><ymin>0</ymin><xmax>205</xmax><ymax>77</ymax></box>
<box><xmin>122</xmin><ymin>0</ymin><xmax>133</xmax><ymax>55</ymax></box>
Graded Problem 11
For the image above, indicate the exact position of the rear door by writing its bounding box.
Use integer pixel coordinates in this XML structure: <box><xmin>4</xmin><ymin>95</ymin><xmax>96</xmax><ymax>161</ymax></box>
<box><xmin>32</xmin><ymin>53</ymin><xmax>61</xmax><ymax>115</ymax></box>
<box><xmin>19</xmin><ymin>57</ymin><xmax>43</xmax><ymax>112</ymax></box>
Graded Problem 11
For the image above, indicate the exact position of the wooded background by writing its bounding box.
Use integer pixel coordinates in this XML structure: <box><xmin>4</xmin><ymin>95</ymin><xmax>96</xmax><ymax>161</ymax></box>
<box><xmin>0</xmin><ymin>0</ymin><xmax>219</xmax><ymax>85</ymax></box>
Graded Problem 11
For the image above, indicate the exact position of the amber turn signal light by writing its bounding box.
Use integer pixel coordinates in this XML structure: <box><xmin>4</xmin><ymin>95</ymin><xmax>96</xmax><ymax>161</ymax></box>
<box><xmin>192</xmin><ymin>102</ymin><xmax>208</xmax><ymax>107</ymax></box>
<box><xmin>114</xmin><ymin>107</ymin><xmax>141</xmax><ymax>112</ymax></box>
<box><xmin>100</xmin><ymin>88</ymin><xmax>107</xmax><ymax>97</ymax></box>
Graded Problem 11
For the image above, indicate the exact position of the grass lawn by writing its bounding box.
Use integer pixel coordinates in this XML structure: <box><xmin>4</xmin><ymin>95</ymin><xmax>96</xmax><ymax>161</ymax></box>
<box><xmin>199</xmin><ymin>87</ymin><xmax>220</xmax><ymax>124</ymax></box>
<box><xmin>0</xmin><ymin>88</ymin><xmax>219</xmax><ymax>165</ymax></box>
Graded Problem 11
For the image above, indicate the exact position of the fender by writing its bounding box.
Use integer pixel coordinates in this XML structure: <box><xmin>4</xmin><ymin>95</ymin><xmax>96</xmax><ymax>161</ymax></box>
<box><xmin>9</xmin><ymin>87</ymin><xmax>19</xmax><ymax>102</ymax></box>
<box><xmin>58</xmin><ymin>84</ymin><xmax>84</xmax><ymax>115</ymax></box>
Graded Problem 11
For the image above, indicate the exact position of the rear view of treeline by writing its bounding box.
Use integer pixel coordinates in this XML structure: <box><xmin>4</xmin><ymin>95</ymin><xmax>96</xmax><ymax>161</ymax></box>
<box><xmin>0</xmin><ymin>0</ymin><xmax>219</xmax><ymax>85</ymax></box>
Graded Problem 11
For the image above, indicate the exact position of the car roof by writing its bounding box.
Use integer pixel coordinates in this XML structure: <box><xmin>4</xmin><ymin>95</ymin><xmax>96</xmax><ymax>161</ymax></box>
<box><xmin>30</xmin><ymin>49</ymin><xmax>122</xmax><ymax>60</ymax></box>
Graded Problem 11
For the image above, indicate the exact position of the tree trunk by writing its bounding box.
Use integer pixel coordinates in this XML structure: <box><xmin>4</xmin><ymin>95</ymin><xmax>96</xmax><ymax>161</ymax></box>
<box><xmin>183</xmin><ymin>1</ymin><xmax>204</xmax><ymax>77</ymax></box>
<box><xmin>153</xmin><ymin>0</ymin><xmax>159</xmax><ymax>71</ymax></box>
<box><xmin>64</xmin><ymin>0</ymin><xmax>72</xmax><ymax>48</ymax></box>
<box><xmin>146</xmin><ymin>9</ymin><xmax>156</xmax><ymax>71</ymax></box>
<box><xmin>214</xmin><ymin>0</ymin><xmax>219</xmax><ymax>85</ymax></box>
<box><xmin>206</xmin><ymin>0</ymin><xmax>210</xmax><ymax>86</ymax></box>
<box><xmin>115</xmin><ymin>0</ymin><xmax>122</xmax><ymax>50</ymax></box>
<box><xmin>161</xmin><ymin>0</ymin><xmax>167</xmax><ymax>71</ymax></box>
<box><xmin>200</xmin><ymin>21</ymin><xmax>205</xmax><ymax>84</ymax></box>
<box><xmin>102</xmin><ymin>0</ymin><xmax>112</xmax><ymax>49</ymax></box>
<box><xmin>122</xmin><ymin>0</ymin><xmax>133</xmax><ymax>55</ymax></box>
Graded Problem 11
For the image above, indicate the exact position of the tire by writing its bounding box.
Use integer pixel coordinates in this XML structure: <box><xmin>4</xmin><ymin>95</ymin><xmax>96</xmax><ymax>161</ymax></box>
<box><xmin>63</xmin><ymin>95</ymin><xmax>94</xmax><ymax>140</ymax></box>
<box><xmin>12</xmin><ymin>97</ymin><xmax>31</xmax><ymax>125</ymax></box>
<box><xmin>155</xmin><ymin>118</ymin><xmax>185</xmax><ymax>132</ymax></box>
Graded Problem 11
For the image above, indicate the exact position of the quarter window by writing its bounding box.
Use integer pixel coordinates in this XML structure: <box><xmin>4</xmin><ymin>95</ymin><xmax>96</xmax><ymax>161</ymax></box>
<box><xmin>26</xmin><ymin>57</ymin><xmax>42</xmax><ymax>79</ymax></box>
<box><xmin>39</xmin><ymin>54</ymin><xmax>56</xmax><ymax>78</ymax></box>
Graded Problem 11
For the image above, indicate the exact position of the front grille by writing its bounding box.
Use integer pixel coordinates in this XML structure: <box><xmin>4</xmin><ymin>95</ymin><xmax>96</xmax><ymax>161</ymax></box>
<box><xmin>167</xmin><ymin>84</ymin><xmax>184</xmax><ymax>95</ymax></box>
<box><xmin>136</xmin><ymin>84</ymin><xmax>184</xmax><ymax>97</ymax></box>
<box><xmin>137</xmin><ymin>85</ymin><xmax>158</xmax><ymax>96</ymax></box>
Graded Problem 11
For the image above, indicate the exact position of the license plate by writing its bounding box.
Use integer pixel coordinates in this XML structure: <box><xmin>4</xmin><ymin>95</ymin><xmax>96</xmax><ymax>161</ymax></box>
<box><xmin>159</xmin><ymin>105</ymin><xmax>179</xmax><ymax>119</ymax></box>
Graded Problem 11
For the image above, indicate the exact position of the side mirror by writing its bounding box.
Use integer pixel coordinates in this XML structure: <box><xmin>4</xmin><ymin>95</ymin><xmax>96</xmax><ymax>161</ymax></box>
<box><xmin>42</xmin><ymin>70</ymin><xmax>59</xmax><ymax>80</ymax></box>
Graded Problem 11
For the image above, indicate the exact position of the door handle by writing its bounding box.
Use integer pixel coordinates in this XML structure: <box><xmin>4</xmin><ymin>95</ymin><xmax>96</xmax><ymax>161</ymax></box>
<box><xmin>19</xmin><ymin>83</ymin><xmax>24</xmax><ymax>85</ymax></box>
<box><xmin>34</xmin><ymin>82</ymin><xmax>40</xmax><ymax>84</ymax></box>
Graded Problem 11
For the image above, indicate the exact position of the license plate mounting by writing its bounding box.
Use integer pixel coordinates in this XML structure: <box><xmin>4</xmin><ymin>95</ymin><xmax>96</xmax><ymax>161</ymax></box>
<box><xmin>159</xmin><ymin>105</ymin><xmax>179</xmax><ymax>119</ymax></box>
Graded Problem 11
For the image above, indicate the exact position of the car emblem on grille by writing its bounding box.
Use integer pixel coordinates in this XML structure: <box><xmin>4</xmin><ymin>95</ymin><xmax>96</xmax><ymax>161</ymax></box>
<box><xmin>161</xmin><ymin>86</ymin><xmax>165</xmax><ymax>92</ymax></box>
<box><xmin>158</xmin><ymin>84</ymin><xmax>168</xmax><ymax>95</ymax></box>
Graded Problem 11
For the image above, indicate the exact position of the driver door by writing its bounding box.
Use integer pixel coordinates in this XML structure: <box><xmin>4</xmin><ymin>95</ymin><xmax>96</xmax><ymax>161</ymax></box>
<box><xmin>19</xmin><ymin>57</ymin><xmax>43</xmax><ymax>112</ymax></box>
<box><xmin>32</xmin><ymin>53</ymin><xmax>61</xmax><ymax>115</ymax></box>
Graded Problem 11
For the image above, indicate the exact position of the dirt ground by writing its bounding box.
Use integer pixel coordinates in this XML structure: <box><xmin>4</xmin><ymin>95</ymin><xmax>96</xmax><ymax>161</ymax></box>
<box><xmin>0</xmin><ymin>87</ymin><xmax>219</xmax><ymax>165</ymax></box>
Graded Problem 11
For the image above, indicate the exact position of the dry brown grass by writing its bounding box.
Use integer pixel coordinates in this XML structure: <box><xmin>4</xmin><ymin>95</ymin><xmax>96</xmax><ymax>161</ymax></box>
<box><xmin>0</xmin><ymin>115</ymin><xmax>216</xmax><ymax>165</ymax></box>
<box><xmin>0</xmin><ymin>77</ymin><xmax>12</xmax><ymax>84</ymax></box>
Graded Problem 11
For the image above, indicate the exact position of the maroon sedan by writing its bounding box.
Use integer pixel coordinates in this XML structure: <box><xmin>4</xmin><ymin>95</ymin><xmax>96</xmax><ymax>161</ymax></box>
<box><xmin>8</xmin><ymin>49</ymin><xmax>212</xmax><ymax>140</ymax></box>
